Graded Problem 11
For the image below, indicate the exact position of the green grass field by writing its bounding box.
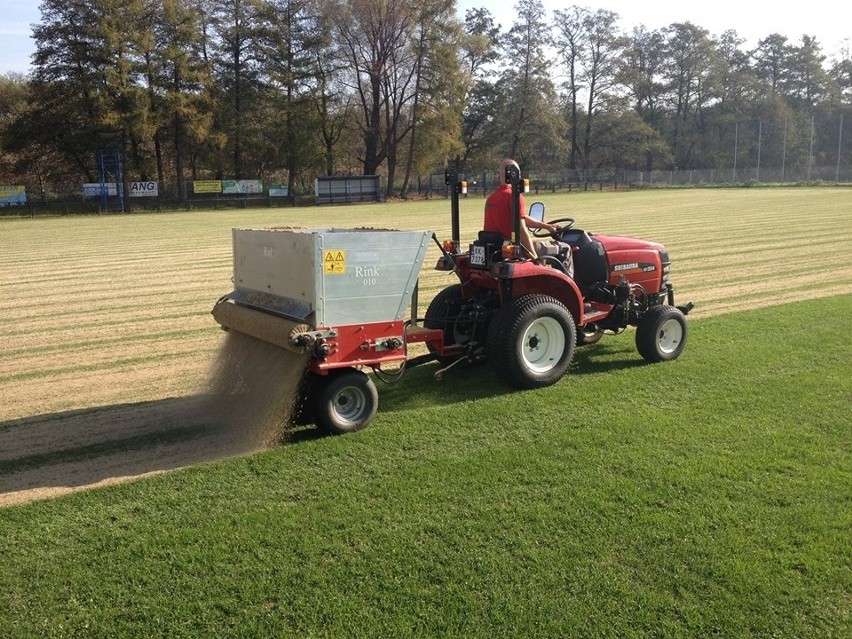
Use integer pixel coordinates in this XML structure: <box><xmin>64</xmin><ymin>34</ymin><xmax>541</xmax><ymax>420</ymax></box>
<box><xmin>1</xmin><ymin>188</ymin><xmax>850</xmax><ymax>637</ymax></box>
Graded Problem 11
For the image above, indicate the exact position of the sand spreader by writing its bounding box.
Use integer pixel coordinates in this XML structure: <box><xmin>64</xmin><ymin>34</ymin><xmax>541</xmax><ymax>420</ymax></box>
<box><xmin>211</xmin><ymin>227</ymin><xmax>446</xmax><ymax>434</ymax></box>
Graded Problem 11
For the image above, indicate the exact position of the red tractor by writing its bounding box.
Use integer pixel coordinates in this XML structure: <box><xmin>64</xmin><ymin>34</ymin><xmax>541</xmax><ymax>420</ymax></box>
<box><xmin>422</xmin><ymin>166</ymin><xmax>693</xmax><ymax>389</ymax></box>
<box><xmin>212</xmin><ymin>166</ymin><xmax>691</xmax><ymax>434</ymax></box>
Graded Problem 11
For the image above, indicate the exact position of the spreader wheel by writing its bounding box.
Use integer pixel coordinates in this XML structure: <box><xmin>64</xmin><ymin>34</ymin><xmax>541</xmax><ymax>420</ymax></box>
<box><xmin>635</xmin><ymin>305</ymin><xmax>688</xmax><ymax>363</ymax></box>
<box><xmin>487</xmin><ymin>294</ymin><xmax>576</xmax><ymax>389</ymax></box>
<box><xmin>313</xmin><ymin>368</ymin><xmax>378</xmax><ymax>435</ymax></box>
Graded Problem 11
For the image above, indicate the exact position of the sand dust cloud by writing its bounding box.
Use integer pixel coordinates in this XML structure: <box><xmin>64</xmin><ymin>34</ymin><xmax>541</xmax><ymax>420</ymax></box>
<box><xmin>0</xmin><ymin>332</ymin><xmax>310</xmax><ymax>507</ymax></box>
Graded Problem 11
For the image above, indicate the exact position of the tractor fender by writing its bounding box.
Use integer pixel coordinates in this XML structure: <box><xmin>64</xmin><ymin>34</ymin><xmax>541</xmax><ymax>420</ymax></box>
<box><xmin>495</xmin><ymin>262</ymin><xmax>586</xmax><ymax>325</ymax></box>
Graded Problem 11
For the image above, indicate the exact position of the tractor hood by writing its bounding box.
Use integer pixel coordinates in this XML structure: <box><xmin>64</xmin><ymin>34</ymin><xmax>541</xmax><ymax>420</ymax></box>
<box><xmin>590</xmin><ymin>233</ymin><xmax>665</xmax><ymax>252</ymax></box>
<box><xmin>586</xmin><ymin>233</ymin><xmax>670</xmax><ymax>293</ymax></box>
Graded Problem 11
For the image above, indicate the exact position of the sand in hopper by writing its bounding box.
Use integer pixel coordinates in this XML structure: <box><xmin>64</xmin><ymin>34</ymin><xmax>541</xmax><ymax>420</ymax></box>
<box><xmin>199</xmin><ymin>330</ymin><xmax>310</xmax><ymax>455</ymax></box>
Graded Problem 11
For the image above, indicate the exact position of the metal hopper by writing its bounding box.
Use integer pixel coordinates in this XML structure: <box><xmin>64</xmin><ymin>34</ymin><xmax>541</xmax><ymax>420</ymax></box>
<box><xmin>212</xmin><ymin>227</ymin><xmax>432</xmax><ymax>352</ymax></box>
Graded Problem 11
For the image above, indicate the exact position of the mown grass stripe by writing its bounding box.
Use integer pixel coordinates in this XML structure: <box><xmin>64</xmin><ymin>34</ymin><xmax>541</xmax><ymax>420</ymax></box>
<box><xmin>2</xmin><ymin>326</ymin><xmax>212</xmax><ymax>358</ymax></box>
<box><xmin>0</xmin><ymin>307</ymin><xmax>211</xmax><ymax>334</ymax></box>
<box><xmin>0</xmin><ymin>254</ymin><xmax>231</xmax><ymax>293</ymax></box>
<box><xmin>0</xmin><ymin>289</ymin><xmax>222</xmax><ymax>319</ymax></box>
<box><xmin>0</xmin><ymin>350</ymin><xmax>203</xmax><ymax>384</ymax></box>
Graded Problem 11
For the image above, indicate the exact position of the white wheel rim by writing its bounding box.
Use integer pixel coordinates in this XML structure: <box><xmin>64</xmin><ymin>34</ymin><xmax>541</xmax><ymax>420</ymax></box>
<box><xmin>658</xmin><ymin>318</ymin><xmax>684</xmax><ymax>354</ymax></box>
<box><xmin>521</xmin><ymin>316</ymin><xmax>565</xmax><ymax>373</ymax></box>
<box><xmin>333</xmin><ymin>385</ymin><xmax>367</xmax><ymax>423</ymax></box>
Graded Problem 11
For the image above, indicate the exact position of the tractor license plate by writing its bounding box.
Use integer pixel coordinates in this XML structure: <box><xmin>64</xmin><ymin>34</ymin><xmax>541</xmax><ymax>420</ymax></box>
<box><xmin>471</xmin><ymin>245</ymin><xmax>486</xmax><ymax>266</ymax></box>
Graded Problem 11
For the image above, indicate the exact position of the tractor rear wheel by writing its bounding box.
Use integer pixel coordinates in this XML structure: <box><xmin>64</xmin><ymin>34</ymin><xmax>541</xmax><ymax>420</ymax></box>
<box><xmin>424</xmin><ymin>284</ymin><xmax>473</xmax><ymax>364</ymax></box>
<box><xmin>635</xmin><ymin>305</ymin><xmax>687</xmax><ymax>362</ymax></box>
<box><xmin>487</xmin><ymin>294</ymin><xmax>576</xmax><ymax>389</ymax></box>
<box><xmin>313</xmin><ymin>368</ymin><xmax>378</xmax><ymax>435</ymax></box>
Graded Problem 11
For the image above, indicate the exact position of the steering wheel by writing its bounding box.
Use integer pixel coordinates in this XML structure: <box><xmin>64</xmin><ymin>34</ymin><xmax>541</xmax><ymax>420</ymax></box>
<box><xmin>532</xmin><ymin>216</ymin><xmax>576</xmax><ymax>238</ymax></box>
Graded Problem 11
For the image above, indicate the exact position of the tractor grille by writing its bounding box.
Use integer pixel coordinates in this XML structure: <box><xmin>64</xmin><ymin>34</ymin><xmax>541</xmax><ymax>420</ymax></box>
<box><xmin>659</xmin><ymin>250</ymin><xmax>671</xmax><ymax>286</ymax></box>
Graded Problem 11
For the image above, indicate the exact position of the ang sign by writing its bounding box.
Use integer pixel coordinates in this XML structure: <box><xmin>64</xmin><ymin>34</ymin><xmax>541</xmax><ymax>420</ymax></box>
<box><xmin>129</xmin><ymin>181</ymin><xmax>158</xmax><ymax>197</ymax></box>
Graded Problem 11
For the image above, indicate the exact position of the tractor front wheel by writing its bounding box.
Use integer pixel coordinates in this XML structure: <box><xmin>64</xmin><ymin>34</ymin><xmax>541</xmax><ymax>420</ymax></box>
<box><xmin>313</xmin><ymin>368</ymin><xmax>378</xmax><ymax>435</ymax></box>
<box><xmin>487</xmin><ymin>294</ymin><xmax>576</xmax><ymax>389</ymax></box>
<box><xmin>635</xmin><ymin>305</ymin><xmax>687</xmax><ymax>363</ymax></box>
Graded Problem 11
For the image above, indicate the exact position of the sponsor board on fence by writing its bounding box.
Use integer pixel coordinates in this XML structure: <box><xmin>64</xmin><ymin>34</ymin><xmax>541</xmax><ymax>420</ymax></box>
<box><xmin>269</xmin><ymin>183</ymin><xmax>289</xmax><ymax>197</ymax></box>
<box><xmin>0</xmin><ymin>185</ymin><xmax>26</xmax><ymax>206</ymax></box>
<box><xmin>193</xmin><ymin>180</ymin><xmax>222</xmax><ymax>194</ymax></box>
<box><xmin>129</xmin><ymin>181</ymin><xmax>159</xmax><ymax>197</ymax></box>
<box><xmin>82</xmin><ymin>183</ymin><xmax>118</xmax><ymax>197</ymax></box>
<box><xmin>222</xmin><ymin>179</ymin><xmax>263</xmax><ymax>194</ymax></box>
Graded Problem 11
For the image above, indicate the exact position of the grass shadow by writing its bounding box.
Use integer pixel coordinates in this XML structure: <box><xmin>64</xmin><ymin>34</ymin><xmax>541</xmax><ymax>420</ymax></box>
<box><xmin>570</xmin><ymin>340</ymin><xmax>648</xmax><ymax>375</ymax></box>
<box><xmin>375</xmin><ymin>361</ymin><xmax>509</xmax><ymax>414</ymax></box>
<box><xmin>376</xmin><ymin>340</ymin><xmax>649</xmax><ymax>414</ymax></box>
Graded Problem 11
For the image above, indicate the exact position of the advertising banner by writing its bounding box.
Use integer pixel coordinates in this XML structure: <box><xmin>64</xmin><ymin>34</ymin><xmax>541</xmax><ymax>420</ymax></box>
<box><xmin>82</xmin><ymin>183</ymin><xmax>118</xmax><ymax>197</ymax></box>
<box><xmin>268</xmin><ymin>183</ymin><xmax>289</xmax><ymax>197</ymax></box>
<box><xmin>193</xmin><ymin>180</ymin><xmax>222</xmax><ymax>194</ymax></box>
<box><xmin>129</xmin><ymin>181</ymin><xmax>159</xmax><ymax>197</ymax></box>
<box><xmin>0</xmin><ymin>185</ymin><xmax>26</xmax><ymax>206</ymax></box>
<box><xmin>222</xmin><ymin>179</ymin><xmax>263</xmax><ymax>194</ymax></box>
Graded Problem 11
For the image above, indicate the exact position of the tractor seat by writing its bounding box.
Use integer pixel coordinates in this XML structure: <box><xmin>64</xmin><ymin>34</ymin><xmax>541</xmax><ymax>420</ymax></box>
<box><xmin>470</xmin><ymin>230</ymin><xmax>507</xmax><ymax>268</ymax></box>
<box><xmin>572</xmin><ymin>239</ymin><xmax>608</xmax><ymax>287</ymax></box>
<box><xmin>477</xmin><ymin>230</ymin><xmax>506</xmax><ymax>247</ymax></box>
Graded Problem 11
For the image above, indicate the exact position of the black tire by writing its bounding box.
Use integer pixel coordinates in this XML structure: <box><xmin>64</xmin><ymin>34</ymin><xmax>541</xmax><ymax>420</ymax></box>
<box><xmin>313</xmin><ymin>368</ymin><xmax>378</xmax><ymax>435</ymax></box>
<box><xmin>487</xmin><ymin>294</ymin><xmax>576</xmax><ymax>389</ymax></box>
<box><xmin>424</xmin><ymin>284</ymin><xmax>472</xmax><ymax>364</ymax></box>
<box><xmin>635</xmin><ymin>305</ymin><xmax>687</xmax><ymax>363</ymax></box>
<box><xmin>577</xmin><ymin>326</ymin><xmax>604</xmax><ymax>346</ymax></box>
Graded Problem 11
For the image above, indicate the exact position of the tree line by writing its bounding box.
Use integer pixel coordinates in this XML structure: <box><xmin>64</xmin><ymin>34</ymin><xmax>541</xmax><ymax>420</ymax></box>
<box><xmin>0</xmin><ymin>0</ymin><xmax>850</xmax><ymax>201</ymax></box>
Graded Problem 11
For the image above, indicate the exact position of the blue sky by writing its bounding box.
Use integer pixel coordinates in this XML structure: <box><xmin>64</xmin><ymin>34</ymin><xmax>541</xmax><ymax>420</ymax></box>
<box><xmin>0</xmin><ymin>0</ymin><xmax>37</xmax><ymax>75</ymax></box>
<box><xmin>457</xmin><ymin>0</ymin><xmax>850</xmax><ymax>56</ymax></box>
<box><xmin>2</xmin><ymin>0</ymin><xmax>849</xmax><ymax>76</ymax></box>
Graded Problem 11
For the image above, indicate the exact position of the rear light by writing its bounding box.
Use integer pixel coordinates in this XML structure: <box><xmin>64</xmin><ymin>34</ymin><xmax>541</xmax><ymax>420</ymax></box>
<box><xmin>501</xmin><ymin>243</ymin><xmax>518</xmax><ymax>259</ymax></box>
<box><xmin>443</xmin><ymin>239</ymin><xmax>456</xmax><ymax>253</ymax></box>
<box><xmin>460</xmin><ymin>180</ymin><xmax>468</xmax><ymax>195</ymax></box>
<box><xmin>522</xmin><ymin>179</ymin><xmax>530</xmax><ymax>193</ymax></box>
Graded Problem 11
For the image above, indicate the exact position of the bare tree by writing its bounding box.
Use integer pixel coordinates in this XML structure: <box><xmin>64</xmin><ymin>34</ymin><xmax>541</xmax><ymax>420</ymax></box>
<box><xmin>334</xmin><ymin>0</ymin><xmax>418</xmax><ymax>178</ymax></box>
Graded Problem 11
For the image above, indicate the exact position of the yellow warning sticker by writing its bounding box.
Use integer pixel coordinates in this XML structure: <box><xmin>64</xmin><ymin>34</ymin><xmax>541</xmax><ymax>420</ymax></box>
<box><xmin>323</xmin><ymin>249</ymin><xmax>346</xmax><ymax>274</ymax></box>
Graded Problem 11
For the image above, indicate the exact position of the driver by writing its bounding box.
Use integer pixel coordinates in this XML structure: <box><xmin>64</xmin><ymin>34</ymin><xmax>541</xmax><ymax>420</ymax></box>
<box><xmin>484</xmin><ymin>158</ymin><xmax>559</xmax><ymax>258</ymax></box>
<box><xmin>483</xmin><ymin>158</ymin><xmax>573</xmax><ymax>276</ymax></box>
